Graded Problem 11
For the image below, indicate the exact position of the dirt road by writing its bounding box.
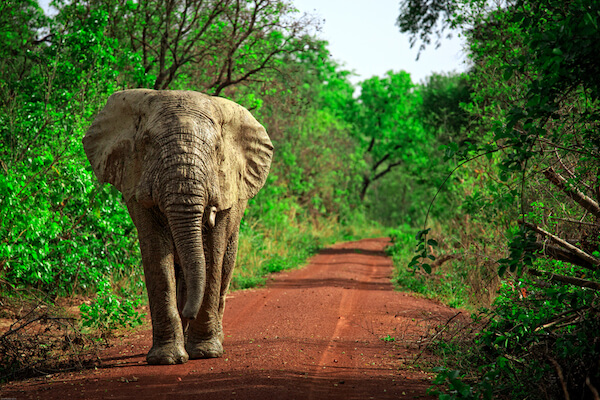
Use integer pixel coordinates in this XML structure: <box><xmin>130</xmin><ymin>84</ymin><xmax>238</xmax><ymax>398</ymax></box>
<box><xmin>2</xmin><ymin>238</ymin><xmax>463</xmax><ymax>399</ymax></box>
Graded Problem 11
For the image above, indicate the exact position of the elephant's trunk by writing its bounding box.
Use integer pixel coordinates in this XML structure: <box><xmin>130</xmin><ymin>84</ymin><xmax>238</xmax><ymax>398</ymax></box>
<box><xmin>166</xmin><ymin>204</ymin><xmax>206</xmax><ymax>320</ymax></box>
<box><xmin>153</xmin><ymin>116</ymin><xmax>218</xmax><ymax>320</ymax></box>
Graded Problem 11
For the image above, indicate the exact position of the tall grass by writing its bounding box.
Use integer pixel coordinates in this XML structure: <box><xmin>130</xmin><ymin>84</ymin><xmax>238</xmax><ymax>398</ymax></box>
<box><xmin>233</xmin><ymin>204</ymin><xmax>384</xmax><ymax>290</ymax></box>
<box><xmin>388</xmin><ymin>222</ymin><xmax>502</xmax><ymax>311</ymax></box>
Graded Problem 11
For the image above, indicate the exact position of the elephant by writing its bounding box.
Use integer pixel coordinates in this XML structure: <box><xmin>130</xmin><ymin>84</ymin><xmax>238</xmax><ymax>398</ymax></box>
<box><xmin>83</xmin><ymin>89</ymin><xmax>273</xmax><ymax>365</ymax></box>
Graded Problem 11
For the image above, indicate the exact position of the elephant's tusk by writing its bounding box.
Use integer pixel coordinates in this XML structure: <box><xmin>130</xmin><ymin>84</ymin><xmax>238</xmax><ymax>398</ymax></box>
<box><xmin>209</xmin><ymin>206</ymin><xmax>217</xmax><ymax>227</ymax></box>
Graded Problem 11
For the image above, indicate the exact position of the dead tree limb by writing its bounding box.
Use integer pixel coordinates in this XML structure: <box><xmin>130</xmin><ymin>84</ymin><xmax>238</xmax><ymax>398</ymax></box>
<box><xmin>432</xmin><ymin>254</ymin><xmax>459</xmax><ymax>268</ymax></box>
<box><xmin>527</xmin><ymin>268</ymin><xmax>600</xmax><ymax>291</ymax></box>
<box><xmin>542</xmin><ymin>167</ymin><xmax>600</xmax><ymax>219</ymax></box>
<box><xmin>522</xmin><ymin>221</ymin><xmax>600</xmax><ymax>269</ymax></box>
<box><xmin>530</xmin><ymin>242</ymin><xmax>596</xmax><ymax>270</ymax></box>
<box><xmin>548</xmin><ymin>217</ymin><xmax>598</xmax><ymax>227</ymax></box>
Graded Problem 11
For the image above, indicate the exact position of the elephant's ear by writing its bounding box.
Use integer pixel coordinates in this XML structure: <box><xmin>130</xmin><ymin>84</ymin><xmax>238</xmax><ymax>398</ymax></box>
<box><xmin>213</xmin><ymin>98</ymin><xmax>274</xmax><ymax>211</ymax></box>
<box><xmin>83</xmin><ymin>89</ymin><xmax>153</xmax><ymax>201</ymax></box>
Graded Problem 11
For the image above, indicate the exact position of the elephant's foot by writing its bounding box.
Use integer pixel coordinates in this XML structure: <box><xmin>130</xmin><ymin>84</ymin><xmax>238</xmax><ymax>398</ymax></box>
<box><xmin>147</xmin><ymin>342</ymin><xmax>189</xmax><ymax>365</ymax></box>
<box><xmin>186</xmin><ymin>337</ymin><xmax>223</xmax><ymax>359</ymax></box>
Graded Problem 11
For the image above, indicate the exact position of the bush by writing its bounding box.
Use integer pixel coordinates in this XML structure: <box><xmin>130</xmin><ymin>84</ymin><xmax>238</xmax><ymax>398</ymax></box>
<box><xmin>80</xmin><ymin>279</ymin><xmax>145</xmax><ymax>331</ymax></box>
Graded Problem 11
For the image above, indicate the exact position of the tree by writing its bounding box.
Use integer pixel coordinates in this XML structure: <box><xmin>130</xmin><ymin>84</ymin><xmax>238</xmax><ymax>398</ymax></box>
<box><xmin>1</xmin><ymin>1</ymin><xmax>141</xmax><ymax>297</ymax></box>
<box><xmin>61</xmin><ymin>0</ymin><xmax>321</xmax><ymax>96</ymax></box>
<box><xmin>252</xmin><ymin>40</ymin><xmax>363</xmax><ymax>217</ymax></box>
<box><xmin>420</xmin><ymin>72</ymin><xmax>470</xmax><ymax>143</ymax></box>
<box><xmin>398</xmin><ymin>0</ymin><xmax>600</xmax><ymax>398</ymax></box>
<box><xmin>396</xmin><ymin>0</ymin><xmax>458</xmax><ymax>53</ymax></box>
<box><xmin>352</xmin><ymin>71</ymin><xmax>426</xmax><ymax>201</ymax></box>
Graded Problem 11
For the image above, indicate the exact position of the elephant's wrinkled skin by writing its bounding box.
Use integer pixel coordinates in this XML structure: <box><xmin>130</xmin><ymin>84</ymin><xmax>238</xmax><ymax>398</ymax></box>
<box><xmin>83</xmin><ymin>89</ymin><xmax>273</xmax><ymax>365</ymax></box>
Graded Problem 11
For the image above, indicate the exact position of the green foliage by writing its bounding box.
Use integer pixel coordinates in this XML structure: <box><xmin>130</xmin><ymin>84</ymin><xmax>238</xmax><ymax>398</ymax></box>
<box><xmin>68</xmin><ymin>0</ymin><xmax>320</xmax><ymax>94</ymax></box>
<box><xmin>380</xmin><ymin>335</ymin><xmax>396</xmax><ymax>342</ymax></box>
<box><xmin>80</xmin><ymin>279</ymin><xmax>145</xmax><ymax>331</ymax></box>
<box><xmin>429</xmin><ymin>368</ymin><xmax>497</xmax><ymax>400</ymax></box>
<box><xmin>398</xmin><ymin>1</ymin><xmax>600</xmax><ymax>398</ymax></box>
<box><xmin>0</xmin><ymin>1</ymin><xmax>142</xmax><ymax>300</ymax></box>
<box><xmin>361</xmin><ymin>72</ymin><xmax>471</xmax><ymax>227</ymax></box>
<box><xmin>397</xmin><ymin>0</ymin><xmax>459</xmax><ymax>52</ymax></box>
<box><xmin>420</xmin><ymin>73</ymin><xmax>471</xmax><ymax>142</ymax></box>
<box><xmin>467</xmin><ymin>277</ymin><xmax>599</xmax><ymax>399</ymax></box>
<box><xmin>255</xmin><ymin>43</ymin><xmax>365</xmax><ymax>220</ymax></box>
<box><xmin>388</xmin><ymin>226</ymin><xmax>472</xmax><ymax>309</ymax></box>
<box><xmin>352</xmin><ymin>70</ymin><xmax>427</xmax><ymax>203</ymax></box>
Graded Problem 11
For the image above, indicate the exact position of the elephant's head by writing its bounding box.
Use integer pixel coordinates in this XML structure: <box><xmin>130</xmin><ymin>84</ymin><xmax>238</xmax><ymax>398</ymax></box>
<box><xmin>83</xmin><ymin>89</ymin><xmax>273</xmax><ymax>319</ymax></box>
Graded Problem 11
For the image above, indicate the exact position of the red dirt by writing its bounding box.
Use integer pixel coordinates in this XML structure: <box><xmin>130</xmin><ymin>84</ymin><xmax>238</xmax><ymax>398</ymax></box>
<box><xmin>2</xmin><ymin>238</ymin><xmax>465</xmax><ymax>399</ymax></box>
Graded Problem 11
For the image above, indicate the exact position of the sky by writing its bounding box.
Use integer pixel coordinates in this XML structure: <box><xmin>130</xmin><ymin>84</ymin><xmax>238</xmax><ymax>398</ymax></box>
<box><xmin>38</xmin><ymin>0</ymin><xmax>468</xmax><ymax>85</ymax></box>
<box><xmin>292</xmin><ymin>0</ymin><xmax>468</xmax><ymax>84</ymax></box>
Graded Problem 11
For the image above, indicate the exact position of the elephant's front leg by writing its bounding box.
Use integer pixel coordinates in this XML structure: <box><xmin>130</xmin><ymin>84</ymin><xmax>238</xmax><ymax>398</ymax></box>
<box><xmin>126</xmin><ymin>200</ymin><xmax>188</xmax><ymax>365</ymax></box>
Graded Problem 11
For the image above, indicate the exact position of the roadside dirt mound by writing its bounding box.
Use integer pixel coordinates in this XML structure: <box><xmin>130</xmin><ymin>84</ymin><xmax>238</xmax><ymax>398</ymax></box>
<box><xmin>2</xmin><ymin>238</ymin><xmax>466</xmax><ymax>399</ymax></box>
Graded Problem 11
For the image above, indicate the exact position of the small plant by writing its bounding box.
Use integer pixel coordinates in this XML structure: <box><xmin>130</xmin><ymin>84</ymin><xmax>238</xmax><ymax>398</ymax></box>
<box><xmin>429</xmin><ymin>368</ymin><xmax>497</xmax><ymax>400</ymax></box>
<box><xmin>380</xmin><ymin>335</ymin><xmax>396</xmax><ymax>342</ymax></box>
<box><xmin>80</xmin><ymin>280</ymin><xmax>145</xmax><ymax>331</ymax></box>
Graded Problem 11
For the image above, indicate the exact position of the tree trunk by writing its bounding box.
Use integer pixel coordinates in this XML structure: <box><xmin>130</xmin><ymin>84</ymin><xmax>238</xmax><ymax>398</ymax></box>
<box><xmin>360</xmin><ymin>175</ymin><xmax>371</xmax><ymax>201</ymax></box>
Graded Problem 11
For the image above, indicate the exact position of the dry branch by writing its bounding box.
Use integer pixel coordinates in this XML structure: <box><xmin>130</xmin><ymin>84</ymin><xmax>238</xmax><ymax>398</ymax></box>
<box><xmin>527</xmin><ymin>268</ymin><xmax>600</xmax><ymax>291</ymax></box>
<box><xmin>548</xmin><ymin>357</ymin><xmax>571</xmax><ymax>400</ymax></box>
<box><xmin>432</xmin><ymin>253</ymin><xmax>459</xmax><ymax>268</ymax></box>
<box><xmin>522</xmin><ymin>221</ymin><xmax>600</xmax><ymax>269</ymax></box>
<box><xmin>542</xmin><ymin>167</ymin><xmax>600</xmax><ymax>219</ymax></box>
<box><xmin>530</xmin><ymin>241</ymin><xmax>596</xmax><ymax>270</ymax></box>
<box><xmin>586</xmin><ymin>377</ymin><xmax>600</xmax><ymax>400</ymax></box>
<box><xmin>548</xmin><ymin>216</ymin><xmax>599</xmax><ymax>227</ymax></box>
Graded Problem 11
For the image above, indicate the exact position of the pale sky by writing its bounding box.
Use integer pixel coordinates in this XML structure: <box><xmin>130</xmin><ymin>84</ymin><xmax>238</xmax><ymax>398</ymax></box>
<box><xmin>293</xmin><ymin>0</ymin><xmax>468</xmax><ymax>84</ymax></box>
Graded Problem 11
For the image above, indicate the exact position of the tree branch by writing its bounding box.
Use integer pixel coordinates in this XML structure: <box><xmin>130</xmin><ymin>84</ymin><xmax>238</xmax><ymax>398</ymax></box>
<box><xmin>371</xmin><ymin>144</ymin><xmax>402</xmax><ymax>172</ymax></box>
<box><xmin>530</xmin><ymin>241</ymin><xmax>596</xmax><ymax>270</ymax></box>
<box><xmin>542</xmin><ymin>167</ymin><xmax>600</xmax><ymax>219</ymax></box>
<box><xmin>522</xmin><ymin>221</ymin><xmax>600</xmax><ymax>269</ymax></box>
<box><xmin>548</xmin><ymin>216</ymin><xmax>599</xmax><ymax>227</ymax></box>
<box><xmin>372</xmin><ymin>160</ymin><xmax>404</xmax><ymax>182</ymax></box>
<box><xmin>527</xmin><ymin>268</ymin><xmax>600</xmax><ymax>291</ymax></box>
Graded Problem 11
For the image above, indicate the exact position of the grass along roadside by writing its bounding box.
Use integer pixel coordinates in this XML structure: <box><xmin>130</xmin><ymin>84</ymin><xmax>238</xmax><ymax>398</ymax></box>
<box><xmin>234</xmin><ymin>207</ymin><xmax>384</xmax><ymax>289</ymax></box>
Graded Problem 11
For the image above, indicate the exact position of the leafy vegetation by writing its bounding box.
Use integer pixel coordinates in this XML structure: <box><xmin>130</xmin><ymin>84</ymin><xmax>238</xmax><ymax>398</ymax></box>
<box><xmin>395</xmin><ymin>0</ymin><xmax>600</xmax><ymax>398</ymax></box>
<box><xmin>2</xmin><ymin>0</ymin><xmax>599</xmax><ymax>396</ymax></box>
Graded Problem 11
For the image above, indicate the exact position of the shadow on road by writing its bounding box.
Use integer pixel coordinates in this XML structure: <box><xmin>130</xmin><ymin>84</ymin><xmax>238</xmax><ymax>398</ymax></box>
<box><xmin>268</xmin><ymin>276</ymin><xmax>392</xmax><ymax>291</ymax></box>
<box><xmin>317</xmin><ymin>247</ymin><xmax>389</xmax><ymax>258</ymax></box>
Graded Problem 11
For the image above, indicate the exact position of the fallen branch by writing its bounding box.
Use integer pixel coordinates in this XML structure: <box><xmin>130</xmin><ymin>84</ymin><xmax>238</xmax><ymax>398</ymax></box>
<box><xmin>522</xmin><ymin>221</ymin><xmax>599</xmax><ymax>269</ymax></box>
<box><xmin>531</xmin><ymin>241</ymin><xmax>596</xmax><ymax>270</ymax></box>
<box><xmin>432</xmin><ymin>253</ymin><xmax>459</xmax><ymax>268</ymax></box>
<box><xmin>535</xmin><ymin>309</ymin><xmax>583</xmax><ymax>332</ymax></box>
<box><xmin>586</xmin><ymin>377</ymin><xmax>600</xmax><ymax>400</ymax></box>
<box><xmin>542</xmin><ymin>167</ymin><xmax>600</xmax><ymax>219</ymax></box>
<box><xmin>549</xmin><ymin>216</ymin><xmax>599</xmax><ymax>227</ymax></box>
<box><xmin>527</xmin><ymin>268</ymin><xmax>600</xmax><ymax>291</ymax></box>
<box><xmin>413</xmin><ymin>312</ymin><xmax>462</xmax><ymax>364</ymax></box>
<box><xmin>548</xmin><ymin>357</ymin><xmax>570</xmax><ymax>400</ymax></box>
